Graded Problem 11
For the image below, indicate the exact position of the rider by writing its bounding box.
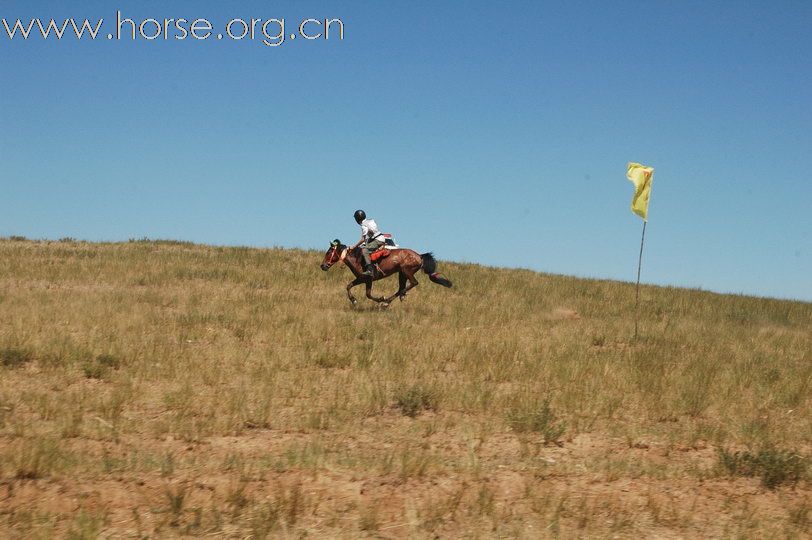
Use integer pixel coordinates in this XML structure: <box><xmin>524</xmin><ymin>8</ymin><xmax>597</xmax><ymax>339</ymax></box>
<box><xmin>353</xmin><ymin>209</ymin><xmax>384</xmax><ymax>277</ymax></box>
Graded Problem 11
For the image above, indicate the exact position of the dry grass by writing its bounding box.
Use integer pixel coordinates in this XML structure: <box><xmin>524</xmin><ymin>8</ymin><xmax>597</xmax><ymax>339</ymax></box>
<box><xmin>0</xmin><ymin>237</ymin><xmax>809</xmax><ymax>538</ymax></box>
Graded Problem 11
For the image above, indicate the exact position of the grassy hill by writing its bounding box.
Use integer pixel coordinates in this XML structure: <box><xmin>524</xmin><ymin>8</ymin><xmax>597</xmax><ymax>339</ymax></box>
<box><xmin>0</xmin><ymin>237</ymin><xmax>809</xmax><ymax>538</ymax></box>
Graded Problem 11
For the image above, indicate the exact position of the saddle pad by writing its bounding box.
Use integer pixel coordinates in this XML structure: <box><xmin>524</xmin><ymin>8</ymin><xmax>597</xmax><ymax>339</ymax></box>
<box><xmin>370</xmin><ymin>249</ymin><xmax>391</xmax><ymax>262</ymax></box>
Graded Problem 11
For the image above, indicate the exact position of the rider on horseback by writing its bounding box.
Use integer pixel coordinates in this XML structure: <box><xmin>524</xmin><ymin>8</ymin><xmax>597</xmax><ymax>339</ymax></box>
<box><xmin>353</xmin><ymin>209</ymin><xmax>384</xmax><ymax>277</ymax></box>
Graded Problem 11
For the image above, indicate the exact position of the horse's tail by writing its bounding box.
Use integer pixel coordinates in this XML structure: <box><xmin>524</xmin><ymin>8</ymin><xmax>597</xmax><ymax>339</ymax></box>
<box><xmin>421</xmin><ymin>252</ymin><xmax>453</xmax><ymax>288</ymax></box>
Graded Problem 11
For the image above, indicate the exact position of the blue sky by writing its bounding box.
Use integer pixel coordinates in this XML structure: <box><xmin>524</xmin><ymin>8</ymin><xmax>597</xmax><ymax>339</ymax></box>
<box><xmin>2</xmin><ymin>1</ymin><xmax>810</xmax><ymax>301</ymax></box>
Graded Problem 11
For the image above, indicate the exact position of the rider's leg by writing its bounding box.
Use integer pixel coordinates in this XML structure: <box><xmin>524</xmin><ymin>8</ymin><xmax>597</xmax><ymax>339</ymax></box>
<box><xmin>361</xmin><ymin>246</ymin><xmax>373</xmax><ymax>271</ymax></box>
<box><xmin>361</xmin><ymin>239</ymin><xmax>384</xmax><ymax>276</ymax></box>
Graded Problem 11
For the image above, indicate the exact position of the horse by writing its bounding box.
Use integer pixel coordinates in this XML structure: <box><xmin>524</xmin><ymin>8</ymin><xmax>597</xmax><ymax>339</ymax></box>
<box><xmin>320</xmin><ymin>239</ymin><xmax>452</xmax><ymax>306</ymax></box>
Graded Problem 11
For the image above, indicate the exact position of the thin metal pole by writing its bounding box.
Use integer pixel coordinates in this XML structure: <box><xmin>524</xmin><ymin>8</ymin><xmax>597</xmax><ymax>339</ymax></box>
<box><xmin>634</xmin><ymin>220</ymin><xmax>647</xmax><ymax>340</ymax></box>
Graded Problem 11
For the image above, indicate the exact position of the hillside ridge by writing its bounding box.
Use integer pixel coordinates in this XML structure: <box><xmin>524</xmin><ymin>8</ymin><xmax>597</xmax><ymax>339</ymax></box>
<box><xmin>2</xmin><ymin>236</ymin><xmax>808</xmax><ymax>305</ymax></box>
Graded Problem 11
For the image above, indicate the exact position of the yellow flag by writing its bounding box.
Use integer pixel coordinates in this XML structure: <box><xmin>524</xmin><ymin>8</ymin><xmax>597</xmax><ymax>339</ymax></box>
<box><xmin>626</xmin><ymin>162</ymin><xmax>654</xmax><ymax>221</ymax></box>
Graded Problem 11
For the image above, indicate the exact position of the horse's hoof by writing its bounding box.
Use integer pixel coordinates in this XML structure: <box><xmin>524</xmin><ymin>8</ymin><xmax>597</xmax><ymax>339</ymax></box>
<box><xmin>380</xmin><ymin>302</ymin><xmax>390</xmax><ymax>309</ymax></box>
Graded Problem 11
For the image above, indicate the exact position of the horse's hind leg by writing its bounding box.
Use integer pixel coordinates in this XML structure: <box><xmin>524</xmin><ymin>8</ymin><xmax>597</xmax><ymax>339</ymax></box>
<box><xmin>365</xmin><ymin>280</ymin><xmax>387</xmax><ymax>303</ymax></box>
<box><xmin>400</xmin><ymin>268</ymin><xmax>419</xmax><ymax>296</ymax></box>
<box><xmin>384</xmin><ymin>271</ymin><xmax>408</xmax><ymax>303</ymax></box>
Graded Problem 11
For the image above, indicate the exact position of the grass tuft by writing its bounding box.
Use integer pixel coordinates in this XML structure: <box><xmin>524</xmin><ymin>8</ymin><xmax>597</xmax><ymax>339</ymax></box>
<box><xmin>82</xmin><ymin>354</ymin><xmax>121</xmax><ymax>379</ymax></box>
<box><xmin>394</xmin><ymin>384</ymin><xmax>439</xmax><ymax>417</ymax></box>
<box><xmin>717</xmin><ymin>446</ymin><xmax>808</xmax><ymax>489</ymax></box>
<box><xmin>507</xmin><ymin>398</ymin><xmax>566</xmax><ymax>445</ymax></box>
<box><xmin>1</xmin><ymin>347</ymin><xmax>33</xmax><ymax>368</ymax></box>
<box><xmin>314</xmin><ymin>352</ymin><xmax>351</xmax><ymax>369</ymax></box>
<box><xmin>12</xmin><ymin>437</ymin><xmax>64</xmax><ymax>479</ymax></box>
<box><xmin>164</xmin><ymin>484</ymin><xmax>187</xmax><ymax>527</ymax></box>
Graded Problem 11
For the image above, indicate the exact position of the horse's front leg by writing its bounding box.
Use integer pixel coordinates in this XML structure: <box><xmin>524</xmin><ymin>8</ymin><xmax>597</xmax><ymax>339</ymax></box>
<box><xmin>365</xmin><ymin>280</ymin><xmax>387</xmax><ymax>303</ymax></box>
<box><xmin>346</xmin><ymin>277</ymin><xmax>364</xmax><ymax>305</ymax></box>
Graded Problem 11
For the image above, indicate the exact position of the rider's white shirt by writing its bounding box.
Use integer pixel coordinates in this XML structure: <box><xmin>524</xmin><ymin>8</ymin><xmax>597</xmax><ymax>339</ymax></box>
<box><xmin>360</xmin><ymin>218</ymin><xmax>382</xmax><ymax>241</ymax></box>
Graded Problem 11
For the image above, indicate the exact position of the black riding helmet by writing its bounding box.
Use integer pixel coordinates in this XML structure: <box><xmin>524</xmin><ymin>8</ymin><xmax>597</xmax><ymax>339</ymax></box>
<box><xmin>353</xmin><ymin>209</ymin><xmax>366</xmax><ymax>224</ymax></box>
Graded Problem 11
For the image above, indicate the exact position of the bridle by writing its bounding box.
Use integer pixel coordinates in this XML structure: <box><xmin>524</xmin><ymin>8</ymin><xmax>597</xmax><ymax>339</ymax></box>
<box><xmin>323</xmin><ymin>245</ymin><xmax>348</xmax><ymax>269</ymax></box>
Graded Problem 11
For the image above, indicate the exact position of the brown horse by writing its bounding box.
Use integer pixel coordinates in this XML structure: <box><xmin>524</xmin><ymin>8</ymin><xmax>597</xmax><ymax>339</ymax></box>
<box><xmin>320</xmin><ymin>239</ymin><xmax>452</xmax><ymax>306</ymax></box>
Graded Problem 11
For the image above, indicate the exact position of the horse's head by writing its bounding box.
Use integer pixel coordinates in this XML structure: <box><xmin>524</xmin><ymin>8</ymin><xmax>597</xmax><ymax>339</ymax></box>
<box><xmin>321</xmin><ymin>239</ymin><xmax>344</xmax><ymax>271</ymax></box>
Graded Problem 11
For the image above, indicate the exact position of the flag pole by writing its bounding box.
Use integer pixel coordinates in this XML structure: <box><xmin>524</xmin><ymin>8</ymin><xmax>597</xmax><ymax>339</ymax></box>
<box><xmin>634</xmin><ymin>220</ymin><xmax>647</xmax><ymax>340</ymax></box>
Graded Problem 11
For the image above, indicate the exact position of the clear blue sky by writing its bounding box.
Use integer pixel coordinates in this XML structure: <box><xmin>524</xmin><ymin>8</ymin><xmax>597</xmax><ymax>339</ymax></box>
<box><xmin>2</xmin><ymin>1</ymin><xmax>810</xmax><ymax>301</ymax></box>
